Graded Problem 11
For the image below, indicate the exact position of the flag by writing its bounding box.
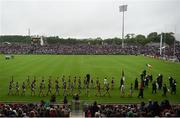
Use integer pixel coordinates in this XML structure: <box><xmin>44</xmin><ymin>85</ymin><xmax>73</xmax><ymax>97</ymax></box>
<box><xmin>146</xmin><ymin>64</ymin><xmax>152</xmax><ymax>68</ymax></box>
<box><xmin>119</xmin><ymin>5</ymin><xmax>128</xmax><ymax>12</ymax></box>
<box><xmin>161</xmin><ymin>46</ymin><xmax>166</xmax><ymax>49</ymax></box>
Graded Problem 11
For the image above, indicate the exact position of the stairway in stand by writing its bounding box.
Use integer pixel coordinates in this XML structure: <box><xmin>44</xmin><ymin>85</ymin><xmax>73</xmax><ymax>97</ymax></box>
<box><xmin>70</xmin><ymin>100</ymin><xmax>84</xmax><ymax>117</ymax></box>
<box><xmin>70</xmin><ymin>110</ymin><xmax>84</xmax><ymax>117</ymax></box>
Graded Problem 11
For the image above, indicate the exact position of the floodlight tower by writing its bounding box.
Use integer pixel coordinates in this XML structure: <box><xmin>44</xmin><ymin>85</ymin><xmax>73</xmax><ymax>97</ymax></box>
<box><xmin>163</xmin><ymin>33</ymin><xmax>166</xmax><ymax>58</ymax></box>
<box><xmin>119</xmin><ymin>5</ymin><xmax>128</xmax><ymax>48</ymax></box>
<box><xmin>160</xmin><ymin>33</ymin><xmax>163</xmax><ymax>56</ymax></box>
<box><xmin>173</xmin><ymin>27</ymin><xmax>176</xmax><ymax>58</ymax></box>
<box><xmin>28</xmin><ymin>28</ymin><xmax>31</xmax><ymax>36</ymax></box>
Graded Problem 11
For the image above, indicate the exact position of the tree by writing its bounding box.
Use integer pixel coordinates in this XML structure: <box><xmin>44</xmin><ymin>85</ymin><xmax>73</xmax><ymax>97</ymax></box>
<box><xmin>125</xmin><ymin>33</ymin><xmax>135</xmax><ymax>39</ymax></box>
<box><xmin>147</xmin><ymin>32</ymin><xmax>159</xmax><ymax>42</ymax></box>
<box><xmin>125</xmin><ymin>34</ymin><xmax>131</xmax><ymax>40</ymax></box>
<box><xmin>0</xmin><ymin>35</ymin><xmax>31</xmax><ymax>43</ymax></box>
<box><xmin>134</xmin><ymin>34</ymin><xmax>147</xmax><ymax>45</ymax></box>
<box><xmin>161</xmin><ymin>32</ymin><xmax>175</xmax><ymax>45</ymax></box>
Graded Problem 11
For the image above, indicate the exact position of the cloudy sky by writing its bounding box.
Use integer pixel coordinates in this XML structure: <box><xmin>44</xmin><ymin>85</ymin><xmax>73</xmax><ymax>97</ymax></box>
<box><xmin>0</xmin><ymin>0</ymin><xmax>180</xmax><ymax>40</ymax></box>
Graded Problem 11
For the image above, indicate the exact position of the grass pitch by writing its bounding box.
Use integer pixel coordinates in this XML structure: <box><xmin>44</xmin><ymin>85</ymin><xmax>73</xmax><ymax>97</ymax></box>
<box><xmin>0</xmin><ymin>55</ymin><xmax>179</xmax><ymax>103</ymax></box>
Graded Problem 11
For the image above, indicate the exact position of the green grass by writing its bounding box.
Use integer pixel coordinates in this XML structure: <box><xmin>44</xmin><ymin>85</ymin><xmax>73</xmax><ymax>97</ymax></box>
<box><xmin>0</xmin><ymin>55</ymin><xmax>179</xmax><ymax>104</ymax></box>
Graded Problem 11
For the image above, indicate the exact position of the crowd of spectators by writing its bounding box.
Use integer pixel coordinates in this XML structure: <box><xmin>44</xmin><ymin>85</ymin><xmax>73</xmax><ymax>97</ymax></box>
<box><xmin>0</xmin><ymin>43</ymin><xmax>180</xmax><ymax>57</ymax></box>
<box><xmin>0</xmin><ymin>42</ymin><xmax>180</xmax><ymax>62</ymax></box>
<box><xmin>0</xmin><ymin>43</ymin><xmax>156</xmax><ymax>55</ymax></box>
<box><xmin>84</xmin><ymin>100</ymin><xmax>180</xmax><ymax>117</ymax></box>
<box><xmin>1</xmin><ymin>98</ymin><xmax>179</xmax><ymax>117</ymax></box>
<box><xmin>0</xmin><ymin>100</ymin><xmax>70</xmax><ymax>117</ymax></box>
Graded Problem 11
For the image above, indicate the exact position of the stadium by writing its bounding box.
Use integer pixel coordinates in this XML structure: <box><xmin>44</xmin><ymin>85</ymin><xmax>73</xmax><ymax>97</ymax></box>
<box><xmin>0</xmin><ymin>0</ymin><xmax>180</xmax><ymax>117</ymax></box>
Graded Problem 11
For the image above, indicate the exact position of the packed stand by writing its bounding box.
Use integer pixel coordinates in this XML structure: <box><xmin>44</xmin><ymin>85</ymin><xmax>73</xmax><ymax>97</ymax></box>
<box><xmin>84</xmin><ymin>100</ymin><xmax>180</xmax><ymax>117</ymax></box>
<box><xmin>0</xmin><ymin>100</ymin><xmax>70</xmax><ymax>117</ymax></box>
<box><xmin>0</xmin><ymin>43</ymin><xmax>180</xmax><ymax>61</ymax></box>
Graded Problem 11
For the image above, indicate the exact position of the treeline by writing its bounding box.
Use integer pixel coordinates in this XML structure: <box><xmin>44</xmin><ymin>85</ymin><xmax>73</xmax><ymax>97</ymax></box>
<box><xmin>0</xmin><ymin>35</ymin><xmax>31</xmax><ymax>44</ymax></box>
<box><xmin>0</xmin><ymin>32</ymin><xmax>176</xmax><ymax>45</ymax></box>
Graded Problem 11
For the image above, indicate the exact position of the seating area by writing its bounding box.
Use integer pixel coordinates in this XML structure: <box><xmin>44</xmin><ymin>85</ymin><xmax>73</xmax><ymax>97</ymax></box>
<box><xmin>1</xmin><ymin>43</ymin><xmax>180</xmax><ymax>62</ymax></box>
<box><xmin>1</xmin><ymin>99</ymin><xmax>180</xmax><ymax>117</ymax></box>
<box><xmin>84</xmin><ymin>100</ymin><xmax>180</xmax><ymax>117</ymax></box>
<box><xmin>0</xmin><ymin>101</ymin><xmax>70</xmax><ymax>117</ymax></box>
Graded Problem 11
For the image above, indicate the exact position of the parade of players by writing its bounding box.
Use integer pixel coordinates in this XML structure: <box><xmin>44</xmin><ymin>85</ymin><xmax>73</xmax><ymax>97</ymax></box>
<box><xmin>8</xmin><ymin>72</ymin><xmax>177</xmax><ymax>98</ymax></box>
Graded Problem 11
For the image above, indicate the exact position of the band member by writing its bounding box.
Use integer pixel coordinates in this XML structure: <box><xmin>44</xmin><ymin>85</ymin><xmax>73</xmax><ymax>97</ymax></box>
<box><xmin>11</xmin><ymin>76</ymin><xmax>15</xmax><ymax>89</ymax></box>
<box><xmin>55</xmin><ymin>81</ymin><xmax>60</xmax><ymax>95</ymax></box>
<box><xmin>134</xmin><ymin>78</ymin><xmax>138</xmax><ymax>90</ymax></box>
<box><xmin>129</xmin><ymin>83</ymin><xmax>133</xmax><ymax>97</ymax></box>
<box><xmin>48</xmin><ymin>76</ymin><xmax>51</xmax><ymax>82</ymax></box>
<box><xmin>162</xmin><ymin>84</ymin><xmax>167</xmax><ymax>96</ymax></box>
<box><xmin>138</xmin><ymin>81</ymin><xmax>144</xmax><ymax>98</ymax></box>
<box><xmin>11</xmin><ymin>76</ymin><xmax>14</xmax><ymax>84</ymax></box>
<box><xmin>78</xmin><ymin>77</ymin><xmax>81</xmax><ymax>84</ymax></box>
<box><xmin>62</xmin><ymin>75</ymin><xmax>65</xmax><ymax>84</ymax></box>
<box><xmin>30</xmin><ymin>82</ymin><xmax>35</xmax><ymax>96</ymax></box>
<box><xmin>103</xmin><ymin>83</ymin><xmax>110</xmax><ymax>97</ymax></box>
<box><xmin>85</xmin><ymin>81</ymin><xmax>89</xmax><ymax>96</ymax></box>
<box><xmin>63</xmin><ymin>81</ymin><xmax>67</xmax><ymax>96</ymax></box>
<box><xmin>86</xmin><ymin>74</ymin><xmax>90</xmax><ymax>87</ymax></box>
<box><xmin>33</xmin><ymin>76</ymin><xmax>37</xmax><ymax>84</ymax></box>
<box><xmin>83</xmin><ymin>77</ymin><xmax>87</xmax><ymax>89</ymax></box>
<box><xmin>70</xmin><ymin>82</ymin><xmax>74</xmax><ymax>96</ymax></box>
<box><xmin>55</xmin><ymin>78</ymin><xmax>59</xmax><ymax>87</ymax></box>
<box><xmin>8</xmin><ymin>81</ymin><xmax>13</xmax><ymax>95</ymax></box>
<box><xmin>74</xmin><ymin>76</ymin><xmax>77</xmax><ymax>88</ymax></box>
<box><xmin>157</xmin><ymin>74</ymin><xmax>163</xmax><ymax>90</ymax></box>
<box><xmin>171</xmin><ymin>79</ymin><xmax>176</xmax><ymax>95</ymax></box>
<box><xmin>68</xmin><ymin>76</ymin><xmax>71</xmax><ymax>89</ymax></box>
<box><xmin>39</xmin><ymin>82</ymin><xmax>45</xmax><ymax>97</ymax></box>
<box><xmin>96</xmin><ymin>77</ymin><xmax>99</xmax><ymax>89</ymax></box>
<box><xmin>47</xmin><ymin>80</ymin><xmax>52</xmax><ymax>96</ymax></box>
<box><xmin>41</xmin><ymin>79</ymin><xmax>45</xmax><ymax>96</ymax></box>
<box><xmin>21</xmin><ymin>82</ymin><xmax>26</xmax><ymax>96</ymax></box>
<box><xmin>120</xmin><ymin>77</ymin><xmax>124</xmax><ymax>89</ymax></box>
<box><xmin>15</xmin><ymin>82</ymin><xmax>20</xmax><ymax>95</ymax></box>
<box><xmin>120</xmin><ymin>84</ymin><xmax>125</xmax><ymax>97</ymax></box>
<box><xmin>145</xmin><ymin>75</ymin><xmax>149</xmax><ymax>87</ymax></box>
<box><xmin>169</xmin><ymin>76</ymin><xmax>173</xmax><ymax>88</ymax></box>
<box><xmin>152</xmin><ymin>81</ymin><xmax>157</xmax><ymax>94</ymax></box>
<box><xmin>27</xmin><ymin>76</ymin><xmax>30</xmax><ymax>88</ymax></box>
<box><xmin>111</xmin><ymin>77</ymin><xmax>115</xmax><ymax>90</ymax></box>
<box><xmin>91</xmin><ymin>79</ymin><xmax>94</xmax><ymax>89</ymax></box>
<box><xmin>78</xmin><ymin>78</ymin><xmax>82</xmax><ymax>94</ymax></box>
<box><xmin>32</xmin><ymin>76</ymin><xmax>37</xmax><ymax>91</ymax></box>
<box><xmin>104</xmin><ymin>77</ymin><xmax>108</xmax><ymax>88</ymax></box>
<box><xmin>96</xmin><ymin>83</ymin><xmax>101</xmax><ymax>97</ymax></box>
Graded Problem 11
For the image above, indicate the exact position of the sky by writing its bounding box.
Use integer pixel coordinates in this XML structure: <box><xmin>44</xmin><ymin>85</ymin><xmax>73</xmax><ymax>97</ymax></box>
<box><xmin>0</xmin><ymin>0</ymin><xmax>180</xmax><ymax>40</ymax></box>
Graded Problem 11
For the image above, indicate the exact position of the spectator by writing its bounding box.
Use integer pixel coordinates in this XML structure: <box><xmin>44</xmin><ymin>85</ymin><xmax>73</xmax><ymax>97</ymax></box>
<box><xmin>63</xmin><ymin>96</ymin><xmax>68</xmax><ymax>105</ymax></box>
<box><xmin>91</xmin><ymin>101</ymin><xmax>99</xmax><ymax>117</ymax></box>
<box><xmin>134</xmin><ymin>78</ymin><xmax>138</xmax><ymax>90</ymax></box>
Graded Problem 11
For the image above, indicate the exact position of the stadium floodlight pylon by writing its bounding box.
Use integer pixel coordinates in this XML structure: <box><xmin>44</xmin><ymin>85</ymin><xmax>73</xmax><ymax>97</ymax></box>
<box><xmin>159</xmin><ymin>33</ymin><xmax>167</xmax><ymax>57</ymax></box>
<box><xmin>160</xmin><ymin>33</ymin><xmax>163</xmax><ymax>56</ymax></box>
<box><xmin>173</xmin><ymin>27</ymin><xmax>176</xmax><ymax>58</ymax></box>
<box><xmin>28</xmin><ymin>28</ymin><xmax>31</xmax><ymax>36</ymax></box>
<box><xmin>119</xmin><ymin>5</ymin><xmax>128</xmax><ymax>48</ymax></box>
